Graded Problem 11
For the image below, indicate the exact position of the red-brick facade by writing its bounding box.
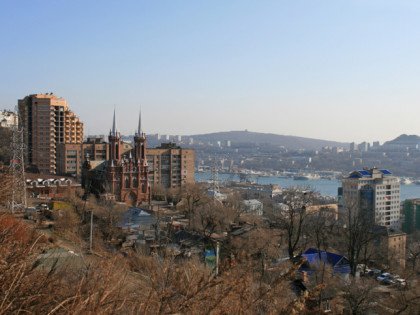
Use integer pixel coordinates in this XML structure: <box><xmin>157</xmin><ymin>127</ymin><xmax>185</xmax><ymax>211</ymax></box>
<box><xmin>82</xmin><ymin>111</ymin><xmax>150</xmax><ymax>206</ymax></box>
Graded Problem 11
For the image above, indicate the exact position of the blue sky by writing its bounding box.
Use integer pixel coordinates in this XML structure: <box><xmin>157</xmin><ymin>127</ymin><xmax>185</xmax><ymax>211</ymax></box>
<box><xmin>1</xmin><ymin>0</ymin><xmax>420</xmax><ymax>143</ymax></box>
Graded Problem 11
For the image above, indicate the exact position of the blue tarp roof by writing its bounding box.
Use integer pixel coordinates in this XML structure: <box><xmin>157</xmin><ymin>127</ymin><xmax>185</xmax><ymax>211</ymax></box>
<box><xmin>380</xmin><ymin>169</ymin><xmax>392</xmax><ymax>175</ymax></box>
<box><xmin>300</xmin><ymin>248</ymin><xmax>350</xmax><ymax>275</ymax></box>
<box><xmin>348</xmin><ymin>169</ymin><xmax>392</xmax><ymax>178</ymax></box>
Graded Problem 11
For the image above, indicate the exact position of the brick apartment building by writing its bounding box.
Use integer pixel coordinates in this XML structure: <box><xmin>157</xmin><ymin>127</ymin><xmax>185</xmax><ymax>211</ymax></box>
<box><xmin>18</xmin><ymin>93</ymin><xmax>83</xmax><ymax>174</ymax></box>
<box><xmin>147</xmin><ymin>143</ymin><xmax>195</xmax><ymax>189</ymax></box>
<box><xmin>56</xmin><ymin>137</ymin><xmax>133</xmax><ymax>178</ymax></box>
<box><xmin>56</xmin><ymin>137</ymin><xmax>108</xmax><ymax>177</ymax></box>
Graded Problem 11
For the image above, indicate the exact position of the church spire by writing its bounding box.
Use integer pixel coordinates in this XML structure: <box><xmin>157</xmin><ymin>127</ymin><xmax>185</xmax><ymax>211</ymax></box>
<box><xmin>112</xmin><ymin>108</ymin><xmax>117</xmax><ymax>136</ymax></box>
<box><xmin>137</xmin><ymin>109</ymin><xmax>142</xmax><ymax>136</ymax></box>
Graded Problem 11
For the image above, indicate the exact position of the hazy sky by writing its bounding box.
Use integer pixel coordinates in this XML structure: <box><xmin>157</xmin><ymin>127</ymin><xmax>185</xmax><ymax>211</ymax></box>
<box><xmin>1</xmin><ymin>0</ymin><xmax>420</xmax><ymax>143</ymax></box>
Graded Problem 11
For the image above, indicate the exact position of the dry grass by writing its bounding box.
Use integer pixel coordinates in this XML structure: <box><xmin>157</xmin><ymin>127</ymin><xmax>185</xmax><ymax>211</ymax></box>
<box><xmin>0</xmin><ymin>211</ymin><xmax>312</xmax><ymax>314</ymax></box>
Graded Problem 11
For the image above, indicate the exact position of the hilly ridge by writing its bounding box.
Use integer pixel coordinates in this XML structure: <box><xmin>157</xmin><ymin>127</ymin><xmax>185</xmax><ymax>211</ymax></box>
<box><xmin>188</xmin><ymin>130</ymin><xmax>349</xmax><ymax>150</ymax></box>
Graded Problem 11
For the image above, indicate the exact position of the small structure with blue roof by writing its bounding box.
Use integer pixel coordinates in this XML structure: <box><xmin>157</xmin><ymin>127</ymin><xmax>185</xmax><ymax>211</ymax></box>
<box><xmin>299</xmin><ymin>248</ymin><xmax>350</xmax><ymax>277</ymax></box>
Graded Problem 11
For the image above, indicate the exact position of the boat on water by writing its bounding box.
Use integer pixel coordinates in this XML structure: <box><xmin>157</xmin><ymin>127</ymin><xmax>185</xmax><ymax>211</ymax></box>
<box><xmin>293</xmin><ymin>174</ymin><xmax>320</xmax><ymax>180</ymax></box>
<box><xmin>400</xmin><ymin>177</ymin><xmax>414</xmax><ymax>185</ymax></box>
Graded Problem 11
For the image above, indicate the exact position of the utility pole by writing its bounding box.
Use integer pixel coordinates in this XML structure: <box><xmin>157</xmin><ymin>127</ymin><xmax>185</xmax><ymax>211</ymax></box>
<box><xmin>89</xmin><ymin>209</ymin><xmax>93</xmax><ymax>251</ymax></box>
<box><xmin>216</xmin><ymin>241</ymin><xmax>220</xmax><ymax>276</ymax></box>
<box><xmin>9</xmin><ymin>107</ymin><xmax>26</xmax><ymax>213</ymax></box>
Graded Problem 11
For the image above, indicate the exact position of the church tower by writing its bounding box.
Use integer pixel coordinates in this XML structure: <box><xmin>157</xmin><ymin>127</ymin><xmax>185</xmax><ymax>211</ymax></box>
<box><xmin>102</xmin><ymin>109</ymin><xmax>150</xmax><ymax>206</ymax></box>
<box><xmin>134</xmin><ymin>110</ymin><xmax>146</xmax><ymax>162</ymax></box>
<box><xmin>109</xmin><ymin>109</ymin><xmax>121</xmax><ymax>161</ymax></box>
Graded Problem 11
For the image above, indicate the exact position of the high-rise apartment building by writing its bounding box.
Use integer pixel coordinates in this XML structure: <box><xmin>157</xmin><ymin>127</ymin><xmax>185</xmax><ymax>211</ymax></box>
<box><xmin>341</xmin><ymin>168</ymin><xmax>401</xmax><ymax>229</ymax></box>
<box><xmin>401</xmin><ymin>198</ymin><xmax>420</xmax><ymax>234</ymax></box>
<box><xmin>18</xmin><ymin>93</ymin><xmax>83</xmax><ymax>174</ymax></box>
<box><xmin>147</xmin><ymin>143</ymin><xmax>195</xmax><ymax>189</ymax></box>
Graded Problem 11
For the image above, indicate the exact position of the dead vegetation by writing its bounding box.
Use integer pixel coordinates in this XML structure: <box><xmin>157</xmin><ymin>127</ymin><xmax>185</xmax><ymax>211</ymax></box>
<box><xmin>0</xmin><ymin>211</ymin><xmax>316</xmax><ymax>314</ymax></box>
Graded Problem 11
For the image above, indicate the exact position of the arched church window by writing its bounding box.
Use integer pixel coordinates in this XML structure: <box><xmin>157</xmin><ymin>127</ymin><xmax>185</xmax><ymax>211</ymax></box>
<box><xmin>125</xmin><ymin>176</ymin><xmax>129</xmax><ymax>188</ymax></box>
<box><xmin>133</xmin><ymin>177</ymin><xmax>138</xmax><ymax>188</ymax></box>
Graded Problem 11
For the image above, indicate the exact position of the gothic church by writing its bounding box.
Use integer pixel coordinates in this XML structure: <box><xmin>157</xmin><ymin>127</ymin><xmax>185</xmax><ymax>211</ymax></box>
<box><xmin>82</xmin><ymin>111</ymin><xmax>151</xmax><ymax>206</ymax></box>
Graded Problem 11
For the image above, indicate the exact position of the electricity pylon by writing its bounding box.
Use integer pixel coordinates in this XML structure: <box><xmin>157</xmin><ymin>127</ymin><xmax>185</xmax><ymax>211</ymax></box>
<box><xmin>210</xmin><ymin>155</ymin><xmax>221</xmax><ymax>203</ymax></box>
<box><xmin>9</xmin><ymin>108</ymin><xmax>27</xmax><ymax>213</ymax></box>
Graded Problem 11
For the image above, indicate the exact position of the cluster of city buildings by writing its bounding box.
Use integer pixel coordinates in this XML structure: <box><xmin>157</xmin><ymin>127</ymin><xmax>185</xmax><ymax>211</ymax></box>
<box><xmin>13</xmin><ymin>93</ymin><xmax>195</xmax><ymax>206</ymax></box>
<box><xmin>5</xmin><ymin>93</ymin><xmax>420</xmax><ymax>270</ymax></box>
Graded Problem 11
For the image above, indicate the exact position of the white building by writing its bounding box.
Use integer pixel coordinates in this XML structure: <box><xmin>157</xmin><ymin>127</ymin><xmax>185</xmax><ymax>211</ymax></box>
<box><xmin>341</xmin><ymin>168</ymin><xmax>400</xmax><ymax>229</ymax></box>
<box><xmin>0</xmin><ymin>110</ymin><xmax>18</xmax><ymax>128</ymax></box>
<box><xmin>241</xmin><ymin>199</ymin><xmax>263</xmax><ymax>216</ymax></box>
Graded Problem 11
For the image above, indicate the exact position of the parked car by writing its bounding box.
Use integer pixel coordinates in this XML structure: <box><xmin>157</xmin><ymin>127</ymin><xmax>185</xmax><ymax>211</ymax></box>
<box><xmin>383</xmin><ymin>278</ymin><xmax>394</xmax><ymax>285</ymax></box>
<box><xmin>396</xmin><ymin>279</ymin><xmax>406</xmax><ymax>287</ymax></box>
<box><xmin>369</xmin><ymin>269</ymin><xmax>381</xmax><ymax>277</ymax></box>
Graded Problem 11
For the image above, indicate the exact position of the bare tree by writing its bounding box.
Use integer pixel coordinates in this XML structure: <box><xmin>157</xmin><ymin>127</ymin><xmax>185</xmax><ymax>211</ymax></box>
<box><xmin>389</xmin><ymin>278</ymin><xmax>420</xmax><ymax>314</ymax></box>
<box><xmin>407</xmin><ymin>236</ymin><xmax>420</xmax><ymax>272</ymax></box>
<box><xmin>340</xmin><ymin>278</ymin><xmax>377</xmax><ymax>315</ymax></box>
<box><xmin>304</xmin><ymin>206</ymin><xmax>338</xmax><ymax>312</ymax></box>
<box><xmin>338</xmin><ymin>198</ymin><xmax>377</xmax><ymax>276</ymax></box>
<box><xmin>150</xmin><ymin>183</ymin><xmax>166</xmax><ymax>201</ymax></box>
<box><xmin>175</xmin><ymin>183</ymin><xmax>210</xmax><ymax>228</ymax></box>
<box><xmin>0</xmin><ymin>165</ymin><xmax>13</xmax><ymax>206</ymax></box>
<box><xmin>94</xmin><ymin>200</ymin><xmax>126</xmax><ymax>241</ymax></box>
<box><xmin>269</xmin><ymin>187</ymin><xmax>315</xmax><ymax>259</ymax></box>
<box><xmin>224</xmin><ymin>191</ymin><xmax>244</xmax><ymax>217</ymax></box>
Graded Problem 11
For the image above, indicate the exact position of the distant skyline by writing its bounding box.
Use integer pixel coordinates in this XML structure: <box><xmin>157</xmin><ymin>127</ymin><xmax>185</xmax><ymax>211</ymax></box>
<box><xmin>1</xmin><ymin>1</ymin><xmax>420</xmax><ymax>143</ymax></box>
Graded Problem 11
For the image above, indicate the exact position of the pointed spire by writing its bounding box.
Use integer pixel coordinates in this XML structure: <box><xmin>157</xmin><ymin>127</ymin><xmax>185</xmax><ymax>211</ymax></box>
<box><xmin>137</xmin><ymin>109</ymin><xmax>142</xmax><ymax>136</ymax></box>
<box><xmin>112</xmin><ymin>107</ymin><xmax>117</xmax><ymax>136</ymax></box>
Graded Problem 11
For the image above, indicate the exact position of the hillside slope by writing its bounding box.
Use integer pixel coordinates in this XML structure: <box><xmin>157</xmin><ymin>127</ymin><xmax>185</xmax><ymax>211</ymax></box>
<box><xmin>188</xmin><ymin>130</ymin><xmax>348</xmax><ymax>150</ymax></box>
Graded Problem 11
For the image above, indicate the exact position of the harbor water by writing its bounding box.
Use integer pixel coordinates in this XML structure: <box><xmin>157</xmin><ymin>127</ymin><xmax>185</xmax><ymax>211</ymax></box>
<box><xmin>195</xmin><ymin>173</ymin><xmax>420</xmax><ymax>201</ymax></box>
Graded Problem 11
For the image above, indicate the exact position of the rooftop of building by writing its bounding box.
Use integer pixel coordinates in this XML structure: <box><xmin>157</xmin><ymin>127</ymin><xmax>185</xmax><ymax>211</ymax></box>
<box><xmin>347</xmin><ymin>167</ymin><xmax>393</xmax><ymax>179</ymax></box>
<box><xmin>299</xmin><ymin>248</ymin><xmax>351</xmax><ymax>275</ymax></box>
<box><xmin>31</xmin><ymin>93</ymin><xmax>62</xmax><ymax>99</ymax></box>
<box><xmin>25</xmin><ymin>173</ymin><xmax>74</xmax><ymax>181</ymax></box>
<box><xmin>243</xmin><ymin>199</ymin><xmax>263</xmax><ymax>206</ymax></box>
<box><xmin>85</xmin><ymin>137</ymin><xmax>106</xmax><ymax>144</ymax></box>
<box><xmin>372</xmin><ymin>225</ymin><xmax>406</xmax><ymax>237</ymax></box>
<box><xmin>153</xmin><ymin>142</ymin><xmax>182</xmax><ymax>149</ymax></box>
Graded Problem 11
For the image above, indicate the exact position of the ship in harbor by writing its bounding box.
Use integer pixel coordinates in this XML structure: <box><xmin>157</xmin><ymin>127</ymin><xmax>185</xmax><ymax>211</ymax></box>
<box><xmin>293</xmin><ymin>173</ymin><xmax>321</xmax><ymax>180</ymax></box>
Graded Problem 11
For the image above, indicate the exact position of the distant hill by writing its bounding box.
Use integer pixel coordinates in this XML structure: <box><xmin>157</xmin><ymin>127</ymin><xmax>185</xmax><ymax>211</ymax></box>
<box><xmin>188</xmin><ymin>131</ymin><xmax>348</xmax><ymax>150</ymax></box>
<box><xmin>383</xmin><ymin>134</ymin><xmax>420</xmax><ymax>145</ymax></box>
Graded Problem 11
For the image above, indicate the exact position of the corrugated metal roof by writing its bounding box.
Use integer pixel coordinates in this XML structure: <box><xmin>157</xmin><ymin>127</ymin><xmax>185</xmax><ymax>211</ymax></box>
<box><xmin>300</xmin><ymin>248</ymin><xmax>350</xmax><ymax>275</ymax></box>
